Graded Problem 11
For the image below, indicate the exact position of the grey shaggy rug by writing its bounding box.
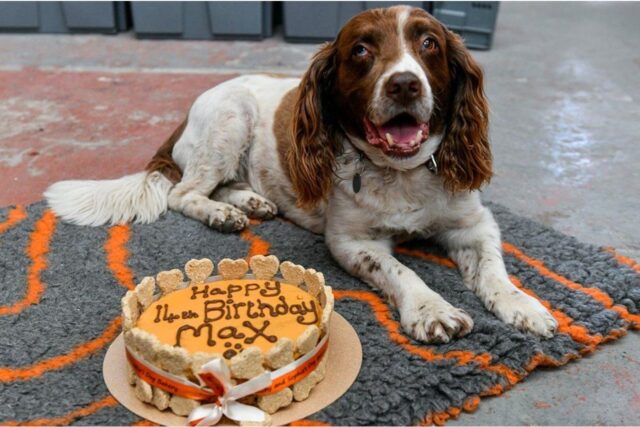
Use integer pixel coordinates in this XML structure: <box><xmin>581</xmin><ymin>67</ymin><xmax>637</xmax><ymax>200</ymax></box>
<box><xmin>1</xmin><ymin>201</ymin><xmax>639</xmax><ymax>426</ymax></box>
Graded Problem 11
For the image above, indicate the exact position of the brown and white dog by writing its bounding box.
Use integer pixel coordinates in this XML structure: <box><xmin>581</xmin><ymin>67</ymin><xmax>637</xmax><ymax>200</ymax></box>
<box><xmin>45</xmin><ymin>6</ymin><xmax>557</xmax><ymax>343</ymax></box>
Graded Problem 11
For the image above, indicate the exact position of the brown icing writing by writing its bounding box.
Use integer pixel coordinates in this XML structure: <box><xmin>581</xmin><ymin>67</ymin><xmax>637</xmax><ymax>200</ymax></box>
<box><xmin>154</xmin><ymin>304</ymin><xmax>197</xmax><ymax>324</ymax></box>
<box><xmin>259</xmin><ymin>281</ymin><xmax>281</xmax><ymax>297</ymax></box>
<box><xmin>138</xmin><ymin>279</ymin><xmax>321</xmax><ymax>354</ymax></box>
<box><xmin>243</xmin><ymin>320</ymin><xmax>278</xmax><ymax>344</ymax></box>
<box><xmin>176</xmin><ymin>323</ymin><xmax>216</xmax><ymax>347</ymax></box>
<box><xmin>190</xmin><ymin>284</ymin><xmax>226</xmax><ymax>300</ymax></box>
<box><xmin>218</xmin><ymin>326</ymin><xmax>246</xmax><ymax>340</ymax></box>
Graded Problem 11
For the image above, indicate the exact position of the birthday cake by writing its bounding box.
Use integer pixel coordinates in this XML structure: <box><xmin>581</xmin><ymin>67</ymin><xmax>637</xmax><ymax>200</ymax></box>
<box><xmin>121</xmin><ymin>255</ymin><xmax>334</xmax><ymax>425</ymax></box>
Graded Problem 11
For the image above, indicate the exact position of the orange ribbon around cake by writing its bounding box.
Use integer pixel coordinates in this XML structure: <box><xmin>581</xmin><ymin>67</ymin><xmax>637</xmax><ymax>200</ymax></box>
<box><xmin>125</xmin><ymin>334</ymin><xmax>329</xmax><ymax>426</ymax></box>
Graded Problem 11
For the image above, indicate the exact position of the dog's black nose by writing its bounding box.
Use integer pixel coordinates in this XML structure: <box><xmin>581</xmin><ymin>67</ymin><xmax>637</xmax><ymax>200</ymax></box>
<box><xmin>385</xmin><ymin>72</ymin><xmax>421</xmax><ymax>104</ymax></box>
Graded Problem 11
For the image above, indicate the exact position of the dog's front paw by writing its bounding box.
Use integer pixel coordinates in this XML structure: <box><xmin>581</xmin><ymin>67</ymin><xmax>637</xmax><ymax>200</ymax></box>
<box><xmin>208</xmin><ymin>206</ymin><xmax>249</xmax><ymax>232</ymax></box>
<box><xmin>239</xmin><ymin>195</ymin><xmax>278</xmax><ymax>220</ymax></box>
<box><xmin>491</xmin><ymin>291</ymin><xmax>558</xmax><ymax>338</ymax></box>
<box><xmin>400</xmin><ymin>298</ymin><xmax>474</xmax><ymax>344</ymax></box>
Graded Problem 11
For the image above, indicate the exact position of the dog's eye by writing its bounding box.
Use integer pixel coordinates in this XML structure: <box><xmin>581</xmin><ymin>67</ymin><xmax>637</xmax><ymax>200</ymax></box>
<box><xmin>422</xmin><ymin>36</ymin><xmax>437</xmax><ymax>52</ymax></box>
<box><xmin>353</xmin><ymin>44</ymin><xmax>370</xmax><ymax>58</ymax></box>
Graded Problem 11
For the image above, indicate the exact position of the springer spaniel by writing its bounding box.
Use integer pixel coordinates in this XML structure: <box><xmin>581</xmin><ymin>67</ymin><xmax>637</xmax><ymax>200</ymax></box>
<box><xmin>45</xmin><ymin>6</ymin><xmax>557</xmax><ymax>343</ymax></box>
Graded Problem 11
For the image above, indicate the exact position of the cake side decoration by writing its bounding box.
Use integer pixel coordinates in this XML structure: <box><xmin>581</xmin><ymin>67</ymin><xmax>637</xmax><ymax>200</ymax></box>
<box><xmin>121</xmin><ymin>255</ymin><xmax>334</xmax><ymax>425</ymax></box>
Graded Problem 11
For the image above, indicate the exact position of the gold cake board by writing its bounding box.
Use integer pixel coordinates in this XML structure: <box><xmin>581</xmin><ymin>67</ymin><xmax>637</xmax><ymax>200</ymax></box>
<box><xmin>103</xmin><ymin>312</ymin><xmax>362</xmax><ymax>426</ymax></box>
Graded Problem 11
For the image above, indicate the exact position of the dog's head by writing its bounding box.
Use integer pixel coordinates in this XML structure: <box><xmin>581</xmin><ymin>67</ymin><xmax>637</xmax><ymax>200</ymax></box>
<box><xmin>287</xmin><ymin>5</ymin><xmax>492</xmax><ymax>209</ymax></box>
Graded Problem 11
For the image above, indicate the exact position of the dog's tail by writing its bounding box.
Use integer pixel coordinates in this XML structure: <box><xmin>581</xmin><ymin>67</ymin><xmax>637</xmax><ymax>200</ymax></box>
<box><xmin>44</xmin><ymin>119</ymin><xmax>186</xmax><ymax>226</ymax></box>
<box><xmin>44</xmin><ymin>171</ymin><xmax>173</xmax><ymax>226</ymax></box>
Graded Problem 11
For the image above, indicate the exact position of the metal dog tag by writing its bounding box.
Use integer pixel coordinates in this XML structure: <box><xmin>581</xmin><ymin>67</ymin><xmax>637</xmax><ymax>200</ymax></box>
<box><xmin>352</xmin><ymin>173</ymin><xmax>361</xmax><ymax>193</ymax></box>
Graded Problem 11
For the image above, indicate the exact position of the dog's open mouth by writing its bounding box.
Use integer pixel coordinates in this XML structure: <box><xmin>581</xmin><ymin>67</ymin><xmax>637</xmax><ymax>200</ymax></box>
<box><xmin>364</xmin><ymin>114</ymin><xmax>429</xmax><ymax>157</ymax></box>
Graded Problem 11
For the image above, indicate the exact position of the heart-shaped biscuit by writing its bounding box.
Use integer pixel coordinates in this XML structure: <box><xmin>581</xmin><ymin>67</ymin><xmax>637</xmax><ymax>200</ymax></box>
<box><xmin>303</xmin><ymin>268</ymin><xmax>324</xmax><ymax>297</ymax></box>
<box><xmin>184</xmin><ymin>258</ymin><xmax>214</xmax><ymax>284</ymax></box>
<box><xmin>280</xmin><ymin>261</ymin><xmax>305</xmax><ymax>286</ymax></box>
<box><xmin>156</xmin><ymin>269</ymin><xmax>184</xmax><ymax>295</ymax></box>
<box><xmin>135</xmin><ymin>276</ymin><xmax>156</xmax><ymax>308</ymax></box>
<box><xmin>218</xmin><ymin>258</ymin><xmax>249</xmax><ymax>279</ymax></box>
<box><xmin>249</xmin><ymin>255</ymin><xmax>280</xmax><ymax>280</ymax></box>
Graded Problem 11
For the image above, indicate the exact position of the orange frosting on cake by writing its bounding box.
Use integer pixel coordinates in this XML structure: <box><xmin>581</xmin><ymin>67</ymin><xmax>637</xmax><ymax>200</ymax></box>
<box><xmin>137</xmin><ymin>279</ymin><xmax>321</xmax><ymax>358</ymax></box>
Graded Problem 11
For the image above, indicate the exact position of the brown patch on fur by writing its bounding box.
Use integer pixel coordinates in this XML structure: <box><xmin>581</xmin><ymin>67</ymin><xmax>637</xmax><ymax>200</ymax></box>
<box><xmin>145</xmin><ymin>117</ymin><xmax>187</xmax><ymax>184</ymax></box>
<box><xmin>287</xmin><ymin>43</ymin><xmax>341</xmax><ymax>210</ymax></box>
<box><xmin>273</xmin><ymin>88</ymin><xmax>298</xmax><ymax>181</ymax></box>
<box><xmin>436</xmin><ymin>30</ymin><xmax>492</xmax><ymax>192</ymax></box>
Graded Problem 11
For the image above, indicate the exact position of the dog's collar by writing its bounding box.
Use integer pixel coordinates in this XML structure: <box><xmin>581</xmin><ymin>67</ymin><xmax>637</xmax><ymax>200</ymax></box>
<box><xmin>425</xmin><ymin>153</ymin><xmax>438</xmax><ymax>175</ymax></box>
<box><xmin>339</xmin><ymin>133</ymin><xmax>439</xmax><ymax>194</ymax></box>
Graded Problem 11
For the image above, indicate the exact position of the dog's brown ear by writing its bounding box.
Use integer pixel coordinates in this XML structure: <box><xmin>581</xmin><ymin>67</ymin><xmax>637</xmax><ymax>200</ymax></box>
<box><xmin>287</xmin><ymin>42</ymin><xmax>340</xmax><ymax>210</ymax></box>
<box><xmin>436</xmin><ymin>30</ymin><xmax>492</xmax><ymax>192</ymax></box>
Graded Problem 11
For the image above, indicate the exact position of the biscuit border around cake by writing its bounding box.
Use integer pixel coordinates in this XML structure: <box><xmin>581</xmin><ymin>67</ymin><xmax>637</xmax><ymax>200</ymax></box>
<box><xmin>121</xmin><ymin>255</ymin><xmax>334</xmax><ymax>419</ymax></box>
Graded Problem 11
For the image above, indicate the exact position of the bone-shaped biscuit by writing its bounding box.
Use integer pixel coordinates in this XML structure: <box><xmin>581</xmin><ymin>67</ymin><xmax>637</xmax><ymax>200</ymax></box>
<box><xmin>218</xmin><ymin>258</ymin><xmax>249</xmax><ymax>279</ymax></box>
<box><xmin>134</xmin><ymin>377</ymin><xmax>153</xmax><ymax>403</ymax></box>
<box><xmin>156</xmin><ymin>269</ymin><xmax>184</xmax><ymax>295</ymax></box>
<box><xmin>128</xmin><ymin>328</ymin><xmax>162</xmax><ymax>364</ymax></box>
<box><xmin>257</xmin><ymin>387</ymin><xmax>293</xmax><ymax>414</ymax></box>
<box><xmin>296</xmin><ymin>325</ymin><xmax>320</xmax><ymax>355</ymax></box>
<box><xmin>265</xmin><ymin>338</ymin><xmax>294</xmax><ymax>369</ymax></box>
<box><xmin>316</xmin><ymin>352</ymin><xmax>328</xmax><ymax>378</ymax></box>
<box><xmin>126</xmin><ymin>360</ymin><xmax>137</xmax><ymax>385</ymax></box>
<box><xmin>321</xmin><ymin>286</ymin><xmax>334</xmax><ymax>332</ymax></box>
<box><xmin>249</xmin><ymin>255</ymin><xmax>280</xmax><ymax>280</ymax></box>
<box><xmin>185</xmin><ymin>258</ymin><xmax>214</xmax><ymax>284</ymax></box>
<box><xmin>239</xmin><ymin>414</ymin><xmax>272</xmax><ymax>427</ymax></box>
<box><xmin>152</xmin><ymin>386</ymin><xmax>171</xmax><ymax>411</ymax></box>
<box><xmin>292</xmin><ymin>369</ymin><xmax>323</xmax><ymax>401</ymax></box>
<box><xmin>157</xmin><ymin>344</ymin><xmax>191</xmax><ymax>376</ymax></box>
<box><xmin>230</xmin><ymin>347</ymin><xmax>265</xmax><ymax>379</ymax></box>
<box><xmin>121</xmin><ymin>290</ymin><xmax>139</xmax><ymax>331</ymax></box>
<box><xmin>170</xmin><ymin>395</ymin><xmax>199</xmax><ymax>416</ymax></box>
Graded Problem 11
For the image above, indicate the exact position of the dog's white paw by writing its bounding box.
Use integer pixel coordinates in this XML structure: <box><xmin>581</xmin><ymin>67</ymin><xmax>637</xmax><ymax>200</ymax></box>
<box><xmin>491</xmin><ymin>290</ymin><xmax>558</xmax><ymax>338</ymax></box>
<box><xmin>400</xmin><ymin>298</ymin><xmax>474</xmax><ymax>344</ymax></box>
<box><xmin>208</xmin><ymin>205</ymin><xmax>248</xmax><ymax>232</ymax></box>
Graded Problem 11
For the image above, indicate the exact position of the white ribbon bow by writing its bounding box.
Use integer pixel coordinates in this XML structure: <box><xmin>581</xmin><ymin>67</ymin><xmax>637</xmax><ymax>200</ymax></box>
<box><xmin>187</xmin><ymin>358</ymin><xmax>271</xmax><ymax>426</ymax></box>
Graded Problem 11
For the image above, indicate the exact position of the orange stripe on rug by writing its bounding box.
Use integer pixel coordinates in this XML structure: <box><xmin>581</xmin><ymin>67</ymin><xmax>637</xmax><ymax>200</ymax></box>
<box><xmin>0</xmin><ymin>222</ymin><xmax>135</xmax><ymax>382</ymax></box>
<box><xmin>503</xmin><ymin>242</ymin><xmax>640</xmax><ymax>328</ymax></box>
<box><xmin>105</xmin><ymin>224</ymin><xmax>135</xmax><ymax>290</ymax></box>
<box><xmin>2</xmin><ymin>395</ymin><xmax>118</xmax><ymax>426</ymax></box>
<box><xmin>0</xmin><ymin>205</ymin><xmax>28</xmax><ymax>234</ymax></box>
<box><xmin>419</xmin><ymin>347</ymin><xmax>589</xmax><ymax>426</ymax></box>
<box><xmin>289</xmin><ymin>420</ymin><xmax>332</xmax><ymax>426</ymax></box>
<box><xmin>508</xmin><ymin>276</ymin><xmax>607</xmax><ymax>348</ymax></box>
<box><xmin>241</xmin><ymin>219</ymin><xmax>270</xmax><ymax>258</ymax></box>
<box><xmin>395</xmin><ymin>246</ymin><xmax>456</xmax><ymax>268</ymax></box>
<box><xmin>334</xmin><ymin>290</ymin><xmax>520</xmax><ymax>385</ymax></box>
<box><xmin>0</xmin><ymin>209</ymin><xmax>56</xmax><ymax>316</ymax></box>
<box><xmin>397</xmin><ymin>245</ymin><xmax>611</xmax><ymax>350</ymax></box>
<box><xmin>410</xmin><ymin>244</ymin><xmax>632</xmax><ymax>425</ymax></box>
<box><xmin>604</xmin><ymin>246</ymin><xmax>640</xmax><ymax>274</ymax></box>
<box><xmin>0</xmin><ymin>317</ymin><xmax>122</xmax><ymax>382</ymax></box>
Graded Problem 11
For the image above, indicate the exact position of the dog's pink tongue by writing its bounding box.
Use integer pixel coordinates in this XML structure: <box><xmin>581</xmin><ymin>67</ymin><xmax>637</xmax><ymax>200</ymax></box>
<box><xmin>380</xmin><ymin>123</ymin><xmax>421</xmax><ymax>146</ymax></box>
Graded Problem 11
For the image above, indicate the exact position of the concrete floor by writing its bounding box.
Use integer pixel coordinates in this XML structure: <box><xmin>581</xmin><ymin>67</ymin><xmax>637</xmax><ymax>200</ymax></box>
<box><xmin>0</xmin><ymin>2</ymin><xmax>639</xmax><ymax>425</ymax></box>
